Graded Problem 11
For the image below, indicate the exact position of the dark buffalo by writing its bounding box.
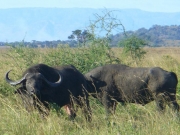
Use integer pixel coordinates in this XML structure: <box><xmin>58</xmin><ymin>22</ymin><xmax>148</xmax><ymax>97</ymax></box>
<box><xmin>85</xmin><ymin>64</ymin><xmax>179</xmax><ymax>114</ymax></box>
<box><xmin>6</xmin><ymin>64</ymin><xmax>91</xmax><ymax>121</ymax></box>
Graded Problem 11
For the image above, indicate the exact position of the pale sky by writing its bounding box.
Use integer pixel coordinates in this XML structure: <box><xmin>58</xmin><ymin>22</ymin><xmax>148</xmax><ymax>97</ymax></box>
<box><xmin>0</xmin><ymin>0</ymin><xmax>180</xmax><ymax>13</ymax></box>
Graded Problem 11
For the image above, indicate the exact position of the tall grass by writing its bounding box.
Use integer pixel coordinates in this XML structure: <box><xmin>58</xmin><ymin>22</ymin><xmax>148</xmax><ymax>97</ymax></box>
<box><xmin>0</xmin><ymin>46</ymin><xmax>180</xmax><ymax>135</ymax></box>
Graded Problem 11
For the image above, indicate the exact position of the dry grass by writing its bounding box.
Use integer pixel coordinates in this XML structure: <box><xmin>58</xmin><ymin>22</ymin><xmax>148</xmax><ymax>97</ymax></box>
<box><xmin>0</xmin><ymin>47</ymin><xmax>180</xmax><ymax>135</ymax></box>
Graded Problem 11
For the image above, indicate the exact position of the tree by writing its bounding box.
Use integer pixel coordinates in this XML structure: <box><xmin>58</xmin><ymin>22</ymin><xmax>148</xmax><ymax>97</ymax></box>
<box><xmin>119</xmin><ymin>35</ymin><xmax>147</xmax><ymax>65</ymax></box>
<box><xmin>68</xmin><ymin>29</ymin><xmax>93</xmax><ymax>46</ymax></box>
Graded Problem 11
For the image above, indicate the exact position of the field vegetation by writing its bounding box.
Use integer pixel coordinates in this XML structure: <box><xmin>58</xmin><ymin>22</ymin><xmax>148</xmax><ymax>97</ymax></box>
<box><xmin>0</xmin><ymin>45</ymin><xmax>180</xmax><ymax>135</ymax></box>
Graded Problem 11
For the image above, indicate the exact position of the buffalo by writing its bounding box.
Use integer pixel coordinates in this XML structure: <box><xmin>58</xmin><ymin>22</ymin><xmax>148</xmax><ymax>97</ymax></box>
<box><xmin>85</xmin><ymin>64</ymin><xmax>179</xmax><ymax>114</ymax></box>
<box><xmin>6</xmin><ymin>64</ymin><xmax>91</xmax><ymax>121</ymax></box>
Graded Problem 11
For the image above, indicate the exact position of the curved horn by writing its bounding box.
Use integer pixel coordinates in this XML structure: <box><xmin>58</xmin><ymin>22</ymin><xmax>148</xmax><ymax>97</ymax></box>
<box><xmin>5</xmin><ymin>70</ymin><xmax>28</xmax><ymax>86</ymax></box>
<box><xmin>41</xmin><ymin>72</ymin><xmax>62</xmax><ymax>87</ymax></box>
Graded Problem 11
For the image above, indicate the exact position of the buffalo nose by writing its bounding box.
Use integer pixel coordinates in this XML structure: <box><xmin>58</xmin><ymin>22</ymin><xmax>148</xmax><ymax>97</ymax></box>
<box><xmin>29</xmin><ymin>90</ymin><xmax>35</xmax><ymax>95</ymax></box>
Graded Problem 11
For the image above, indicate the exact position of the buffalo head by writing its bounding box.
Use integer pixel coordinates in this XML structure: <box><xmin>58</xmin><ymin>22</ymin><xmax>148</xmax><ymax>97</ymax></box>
<box><xmin>5</xmin><ymin>70</ymin><xmax>62</xmax><ymax>96</ymax></box>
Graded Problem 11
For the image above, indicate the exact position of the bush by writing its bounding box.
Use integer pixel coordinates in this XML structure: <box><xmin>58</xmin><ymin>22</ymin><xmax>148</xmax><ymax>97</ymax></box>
<box><xmin>119</xmin><ymin>35</ymin><xmax>147</xmax><ymax>65</ymax></box>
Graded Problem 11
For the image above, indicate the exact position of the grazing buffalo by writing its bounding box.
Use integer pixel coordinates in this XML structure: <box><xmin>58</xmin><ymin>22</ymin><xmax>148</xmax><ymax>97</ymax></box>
<box><xmin>6</xmin><ymin>64</ymin><xmax>91</xmax><ymax>121</ymax></box>
<box><xmin>85</xmin><ymin>64</ymin><xmax>179</xmax><ymax>114</ymax></box>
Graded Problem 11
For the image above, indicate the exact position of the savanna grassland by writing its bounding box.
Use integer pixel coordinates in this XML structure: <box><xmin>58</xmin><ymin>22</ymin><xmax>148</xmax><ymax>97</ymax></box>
<box><xmin>0</xmin><ymin>46</ymin><xmax>180</xmax><ymax>135</ymax></box>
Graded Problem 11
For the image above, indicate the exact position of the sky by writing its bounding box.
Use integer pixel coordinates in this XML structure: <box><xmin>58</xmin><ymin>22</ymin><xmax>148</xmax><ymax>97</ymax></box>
<box><xmin>0</xmin><ymin>0</ymin><xmax>180</xmax><ymax>13</ymax></box>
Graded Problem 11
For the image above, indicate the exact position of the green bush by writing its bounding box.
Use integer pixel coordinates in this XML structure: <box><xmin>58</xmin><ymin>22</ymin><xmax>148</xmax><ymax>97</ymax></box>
<box><xmin>119</xmin><ymin>35</ymin><xmax>147</xmax><ymax>65</ymax></box>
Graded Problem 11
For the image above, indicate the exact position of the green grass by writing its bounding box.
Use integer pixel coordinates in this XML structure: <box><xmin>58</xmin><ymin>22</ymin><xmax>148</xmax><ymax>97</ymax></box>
<box><xmin>1</xmin><ymin>95</ymin><xmax>180</xmax><ymax>135</ymax></box>
<box><xmin>0</xmin><ymin>45</ymin><xmax>180</xmax><ymax>135</ymax></box>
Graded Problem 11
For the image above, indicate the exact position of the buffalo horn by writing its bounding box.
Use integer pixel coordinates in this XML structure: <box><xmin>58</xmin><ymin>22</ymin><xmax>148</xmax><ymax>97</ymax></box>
<box><xmin>5</xmin><ymin>70</ymin><xmax>28</xmax><ymax>86</ymax></box>
<box><xmin>41</xmin><ymin>72</ymin><xmax>62</xmax><ymax>87</ymax></box>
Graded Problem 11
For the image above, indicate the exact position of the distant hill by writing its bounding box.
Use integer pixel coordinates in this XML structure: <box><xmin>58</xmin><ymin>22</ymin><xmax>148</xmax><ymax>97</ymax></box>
<box><xmin>111</xmin><ymin>25</ymin><xmax>180</xmax><ymax>47</ymax></box>
<box><xmin>1</xmin><ymin>25</ymin><xmax>180</xmax><ymax>48</ymax></box>
<box><xmin>1</xmin><ymin>8</ymin><xmax>180</xmax><ymax>42</ymax></box>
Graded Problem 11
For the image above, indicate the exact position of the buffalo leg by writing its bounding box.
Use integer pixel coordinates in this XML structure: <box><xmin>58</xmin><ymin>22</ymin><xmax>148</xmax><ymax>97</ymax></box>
<box><xmin>170</xmin><ymin>101</ymin><xmax>180</xmax><ymax>112</ymax></box>
<box><xmin>155</xmin><ymin>94</ymin><xmax>166</xmax><ymax>112</ymax></box>
<box><xmin>102</xmin><ymin>92</ymin><xmax>117</xmax><ymax>115</ymax></box>
<box><xmin>78</xmin><ymin>96</ymin><xmax>92</xmax><ymax>122</ymax></box>
<box><xmin>84</xmin><ymin>99</ymin><xmax>92</xmax><ymax>122</ymax></box>
<box><xmin>167</xmin><ymin>94</ymin><xmax>179</xmax><ymax>112</ymax></box>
